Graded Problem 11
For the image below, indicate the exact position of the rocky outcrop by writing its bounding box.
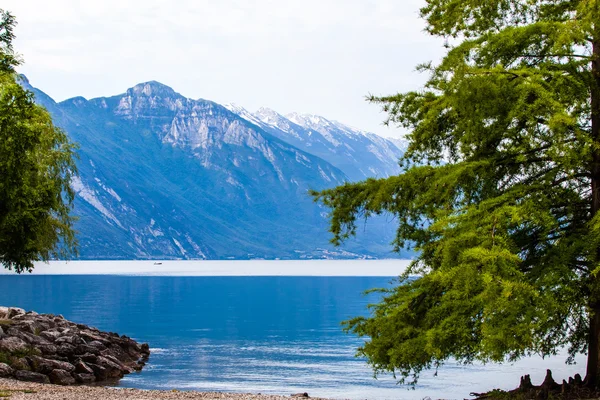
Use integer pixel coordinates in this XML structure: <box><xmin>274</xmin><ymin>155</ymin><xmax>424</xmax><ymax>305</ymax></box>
<box><xmin>0</xmin><ymin>306</ymin><xmax>150</xmax><ymax>385</ymax></box>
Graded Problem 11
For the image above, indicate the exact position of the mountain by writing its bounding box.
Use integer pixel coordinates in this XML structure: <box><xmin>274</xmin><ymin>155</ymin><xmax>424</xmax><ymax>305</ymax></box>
<box><xmin>225</xmin><ymin>105</ymin><xmax>406</xmax><ymax>182</ymax></box>
<box><xmin>20</xmin><ymin>76</ymin><xmax>408</xmax><ymax>260</ymax></box>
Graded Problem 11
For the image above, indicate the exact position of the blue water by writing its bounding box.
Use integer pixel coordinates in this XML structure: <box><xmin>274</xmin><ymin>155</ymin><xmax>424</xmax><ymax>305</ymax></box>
<box><xmin>0</xmin><ymin>269</ymin><xmax>586</xmax><ymax>399</ymax></box>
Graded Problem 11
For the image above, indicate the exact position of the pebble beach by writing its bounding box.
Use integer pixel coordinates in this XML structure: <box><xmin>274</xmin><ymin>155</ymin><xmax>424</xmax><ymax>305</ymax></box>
<box><xmin>0</xmin><ymin>378</ymin><xmax>322</xmax><ymax>400</ymax></box>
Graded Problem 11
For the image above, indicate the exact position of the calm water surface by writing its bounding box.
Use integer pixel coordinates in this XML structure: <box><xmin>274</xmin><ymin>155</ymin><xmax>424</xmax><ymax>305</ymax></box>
<box><xmin>0</xmin><ymin>261</ymin><xmax>585</xmax><ymax>399</ymax></box>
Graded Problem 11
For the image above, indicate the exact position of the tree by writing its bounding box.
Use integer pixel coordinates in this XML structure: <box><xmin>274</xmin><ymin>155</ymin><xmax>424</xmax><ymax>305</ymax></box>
<box><xmin>0</xmin><ymin>9</ymin><xmax>77</xmax><ymax>273</ymax></box>
<box><xmin>312</xmin><ymin>0</ymin><xmax>600</xmax><ymax>387</ymax></box>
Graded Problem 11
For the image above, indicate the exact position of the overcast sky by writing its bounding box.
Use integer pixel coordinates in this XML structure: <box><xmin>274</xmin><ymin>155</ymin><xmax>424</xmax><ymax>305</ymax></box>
<box><xmin>4</xmin><ymin>1</ymin><xmax>444</xmax><ymax>138</ymax></box>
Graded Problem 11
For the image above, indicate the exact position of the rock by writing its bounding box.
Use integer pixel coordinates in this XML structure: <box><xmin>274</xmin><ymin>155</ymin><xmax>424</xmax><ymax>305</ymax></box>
<box><xmin>13</xmin><ymin>330</ymin><xmax>50</xmax><ymax>346</ymax></box>
<box><xmin>8</xmin><ymin>308</ymin><xmax>25</xmax><ymax>319</ymax></box>
<box><xmin>88</xmin><ymin>340</ymin><xmax>107</xmax><ymax>351</ymax></box>
<box><xmin>15</xmin><ymin>319</ymin><xmax>47</xmax><ymax>336</ymax></box>
<box><xmin>74</xmin><ymin>373</ymin><xmax>96</xmax><ymax>383</ymax></box>
<box><xmin>96</xmin><ymin>356</ymin><xmax>125</xmax><ymax>378</ymax></box>
<box><xmin>0</xmin><ymin>336</ymin><xmax>28</xmax><ymax>353</ymax></box>
<box><xmin>0</xmin><ymin>306</ymin><xmax>150</xmax><ymax>385</ymax></box>
<box><xmin>0</xmin><ymin>307</ymin><xmax>9</xmax><ymax>319</ymax></box>
<box><xmin>0</xmin><ymin>326</ymin><xmax>4</xmax><ymax>338</ymax></box>
<box><xmin>0</xmin><ymin>362</ymin><xmax>13</xmax><ymax>377</ymax></box>
<box><xmin>56</xmin><ymin>343</ymin><xmax>76</xmax><ymax>357</ymax></box>
<box><xmin>77</xmin><ymin>353</ymin><xmax>98</xmax><ymax>364</ymax></box>
<box><xmin>28</xmin><ymin>355</ymin><xmax>75</xmax><ymax>374</ymax></box>
<box><xmin>49</xmin><ymin>368</ymin><xmax>76</xmax><ymax>385</ymax></box>
<box><xmin>74</xmin><ymin>360</ymin><xmax>94</xmax><ymax>375</ymax></box>
<box><xmin>15</xmin><ymin>369</ymin><xmax>50</xmax><ymax>383</ymax></box>
<box><xmin>40</xmin><ymin>330</ymin><xmax>61</xmax><ymax>342</ymax></box>
<box><xmin>56</xmin><ymin>335</ymin><xmax>84</xmax><ymax>346</ymax></box>
<box><xmin>291</xmin><ymin>393</ymin><xmax>310</xmax><ymax>398</ymax></box>
<box><xmin>75</xmin><ymin>344</ymin><xmax>102</xmax><ymax>356</ymax></box>
<box><xmin>38</xmin><ymin>344</ymin><xmax>58</xmax><ymax>355</ymax></box>
<box><xmin>87</xmin><ymin>363</ymin><xmax>108</xmax><ymax>380</ymax></box>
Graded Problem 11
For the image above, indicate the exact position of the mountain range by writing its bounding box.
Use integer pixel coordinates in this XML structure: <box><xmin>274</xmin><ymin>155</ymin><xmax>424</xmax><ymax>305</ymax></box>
<box><xmin>20</xmin><ymin>75</ymin><xmax>409</xmax><ymax>260</ymax></box>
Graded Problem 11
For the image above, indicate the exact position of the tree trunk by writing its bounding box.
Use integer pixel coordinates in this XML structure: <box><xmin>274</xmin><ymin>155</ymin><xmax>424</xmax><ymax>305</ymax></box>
<box><xmin>586</xmin><ymin>37</ymin><xmax>600</xmax><ymax>387</ymax></box>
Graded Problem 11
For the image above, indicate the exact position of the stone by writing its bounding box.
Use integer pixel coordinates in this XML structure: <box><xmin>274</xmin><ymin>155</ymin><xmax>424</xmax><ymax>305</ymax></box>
<box><xmin>55</xmin><ymin>335</ymin><xmax>83</xmax><ymax>346</ymax></box>
<box><xmin>96</xmin><ymin>356</ymin><xmax>125</xmax><ymax>378</ymax></box>
<box><xmin>74</xmin><ymin>360</ymin><xmax>94</xmax><ymax>375</ymax></box>
<box><xmin>87</xmin><ymin>363</ymin><xmax>108</xmax><ymax>380</ymax></box>
<box><xmin>40</xmin><ymin>330</ymin><xmax>61</xmax><ymax>342</ymax></box>
<box><xmin>38</xmin><ymin>344</ymin><xmax>58</xmax><ymax>355</ymax></box>
<box><xmin>49</xmin><ymin>368</ymin><xmax>76</xmax><ymax>385</ymax></box>
<box><xmin>8</xmin><ymin>307</ymin><xmax>26</xmax><ymax>319</ymax></box>
<box><xmin>14</xmin><ymin>330</ymin><xmax>50</xmax><ymax>346</ymax></box>
<box><xmin>28</xmin><ymin>355</ymin><xmax>75</xmax><ymax>374</ymax></box>
<box><xmin>0</xmin><ymin>306</ymin><xmax>150</xmax><ymax>385</ymax></box>
<box><xmin>0</xmin><ymin>362</ymin><xmax>13</xmax><ymax>377</ymax></box>
<box><xmin>0</xmin><ymin>336</ymin><xmax>28</xmax><ymax>353</ymax></box>
<box><xmin>56</xmin><ymin>343</ymin><xmax>76</xmax><ymax>357</ymax></box>
<box><xmin>0</xmin><ymin>307</ymin><xmax>9</xmax><ymax>319</ymax></box>
<box><xmin>74</xmin><ymin>373</ymin><xmax>96</xmax><ymax>383</ymax></box>
<box><xmin>15</xmin><ymin>320</ymin><xmax>46</xmax><ymax>336</ymax></box>
<box><xmin>15</xmin><ymin>369</ymin><xmax>50</xmax><ymax>383</ymax></box>
<box><xmin>88</xmin><ymin>340</ymin><xmax>107</xmax><ymax>351</ymax></box>
<box><xmin>78</xmin><ymin>353</ymin><xmax>98</xmax><ymax>364</ymax></box>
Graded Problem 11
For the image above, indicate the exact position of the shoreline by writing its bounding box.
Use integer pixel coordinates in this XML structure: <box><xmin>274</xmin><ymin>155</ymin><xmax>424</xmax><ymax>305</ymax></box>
<box><xmin>0</xmin><ymin>259</ymin><xmax>411</xmax><ymax>277</ymax></box>
<box><xmin>0</xmin><ymin>378</ymin><xmax>325</xmax><ymax>400</ymax></box>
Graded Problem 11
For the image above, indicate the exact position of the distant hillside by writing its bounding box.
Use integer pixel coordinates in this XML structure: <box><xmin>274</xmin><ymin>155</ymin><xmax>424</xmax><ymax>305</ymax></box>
<box><xmin>20</xmin><ymin>75</ymin><xmax>410</xmax><ymax>260</ymax></box>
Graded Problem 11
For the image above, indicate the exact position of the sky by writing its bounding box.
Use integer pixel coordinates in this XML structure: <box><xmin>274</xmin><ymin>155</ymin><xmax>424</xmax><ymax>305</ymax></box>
<box><xmin>3</xmin><ymin>1</ymin><xmax>445</xmax><ymax>139</ymax></box>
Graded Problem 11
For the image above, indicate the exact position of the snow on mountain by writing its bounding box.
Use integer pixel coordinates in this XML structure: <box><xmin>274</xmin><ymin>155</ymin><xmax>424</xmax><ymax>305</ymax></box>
<box><xmin>225</xmin><ymin>105</ymin><xmax>404</xmax><ymax>181</ymax></box>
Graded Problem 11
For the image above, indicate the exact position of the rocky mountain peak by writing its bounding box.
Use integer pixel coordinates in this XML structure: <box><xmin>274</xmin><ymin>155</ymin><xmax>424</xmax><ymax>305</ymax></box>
<box><xmin>254</xmin><ymin>107</ymin><xmax>285</xmax><ymax>125</ymax></box>
<box><xmin>127</xmin><ymin>81</ymin><xmax>179</xmax><ymax>98</ymax></box>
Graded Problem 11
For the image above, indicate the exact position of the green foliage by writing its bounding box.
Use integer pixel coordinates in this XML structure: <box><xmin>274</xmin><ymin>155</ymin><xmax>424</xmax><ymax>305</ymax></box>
<box><xmin>313</xmin><ymin>0</ymin><xmax>600</xmax><ymax>385</ymax></box>
<box><xmin>0</xmin><ymin>351</ymin><xmax>9</xmax><ymax>365</ymax></box>
<box><xmin>0</xmin><ymin>9</ymin><xmax>77</xmax><ymax>273</ymax></box>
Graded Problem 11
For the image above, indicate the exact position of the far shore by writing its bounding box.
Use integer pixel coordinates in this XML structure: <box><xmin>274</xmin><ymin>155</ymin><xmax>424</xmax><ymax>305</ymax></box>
<box><xmin>0</xmin><ymin>259</ymin><xmax>412</xmax><ymax>277</ymax></box>
<box><xmin>0</xmin><ymin>378</ymin><xmax>328</xmax><ymax>400</ymax></box>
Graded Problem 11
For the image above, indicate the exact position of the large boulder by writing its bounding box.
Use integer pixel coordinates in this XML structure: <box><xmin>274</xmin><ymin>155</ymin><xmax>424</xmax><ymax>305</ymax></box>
<box><xmin>39</xmin><ymin>330</ymin><xmax>61</xmax><ymax>342</ymax></box>
<box><xmin>0</xmin><ymin>336</ymin><xmax>28</xmax><ymax>353</ymax></box>
<box><xmin>74</xmin><ymin>373</ymin><xmax>95</xmax><ymax>383</ymax></box>
<box><xmin>48</xmin><ymin>369</ymin><xmax>76</xmax><ymax>385</ymax></box>
<box><xmin>15</xmin><ymin>370</ymin><xmax>50</xmax><ymax>383</ymax></box>
<box><xmin>86</xmin><ymin>363</ymin><xmax>108</xmax><ymax>380</ymax></box>
<box><xmin>28</xmin><ymin>355</ymin><xmax>75</xmax><ymax>374</ymax></box>
<box><xmin>74</xmin><ymin>360</ymin><xmax>94</xmax><ymax>375</ymax></box>
<box><xmin>0</xmin><ymin>307</ymin><xmax>9</xmax><ymax>320</ymax></box>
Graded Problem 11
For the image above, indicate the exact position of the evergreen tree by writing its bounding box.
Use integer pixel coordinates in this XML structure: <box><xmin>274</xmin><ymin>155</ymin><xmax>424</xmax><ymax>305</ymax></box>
<box><xmin>0</xmin><ymin>10</ymin><xmax>77</xmax><ymax>273</ymax></box>
<box><xmin>313</xmin><ymin>0</ymin><xmax>600</xmax><ymax>386</ymax></box>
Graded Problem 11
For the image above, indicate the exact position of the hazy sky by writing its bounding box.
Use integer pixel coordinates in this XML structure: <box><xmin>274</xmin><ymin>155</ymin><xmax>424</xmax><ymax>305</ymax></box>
<box><xmin>4</xmin><ymin>1</ymin><xmax>444</xmax><ymax>138</ymax></box>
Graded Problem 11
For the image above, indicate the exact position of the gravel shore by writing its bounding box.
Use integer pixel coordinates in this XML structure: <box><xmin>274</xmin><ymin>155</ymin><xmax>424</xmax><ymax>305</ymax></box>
<box><xmin>0</xmin><ymin>378</ymin><xmax>322</xmax><ymax>400</ymax></box>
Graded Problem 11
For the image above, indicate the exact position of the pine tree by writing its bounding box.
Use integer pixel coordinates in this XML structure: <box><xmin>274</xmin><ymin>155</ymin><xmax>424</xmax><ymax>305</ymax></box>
<box><xmin>313</xmin><ymin>0</ymin><xmax>600</xmax><ymax>386</ymax></box>
<box><xmin>0</xmin><ymin>10</ymin><xmax>77</xmax><ymax>273</ymax></box>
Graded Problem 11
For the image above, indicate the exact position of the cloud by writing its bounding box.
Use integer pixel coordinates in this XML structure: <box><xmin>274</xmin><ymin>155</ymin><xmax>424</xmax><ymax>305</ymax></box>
<box><xmin>4</xmin><ymin>0</ymin><xmax>444</xmax><ymax>138</ymax></box>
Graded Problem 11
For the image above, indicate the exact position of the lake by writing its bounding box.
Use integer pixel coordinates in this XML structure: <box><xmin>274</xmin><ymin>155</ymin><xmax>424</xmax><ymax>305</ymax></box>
<box><xmin>0</xmin><ymin>260</ymin><xmax>585</xmax><ymax>399</ymax></box>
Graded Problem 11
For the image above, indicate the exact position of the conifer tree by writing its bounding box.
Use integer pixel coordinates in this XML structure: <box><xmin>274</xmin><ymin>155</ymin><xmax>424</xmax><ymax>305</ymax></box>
<box><xmin>0</xmin><ymin>10</ymin><xmax>77</xmax><ymax>273</ymax></box>
<box><xmin>313</xmin><ymin>0</ymin><xmax>600</xmax><ymax>386</ymax></box>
